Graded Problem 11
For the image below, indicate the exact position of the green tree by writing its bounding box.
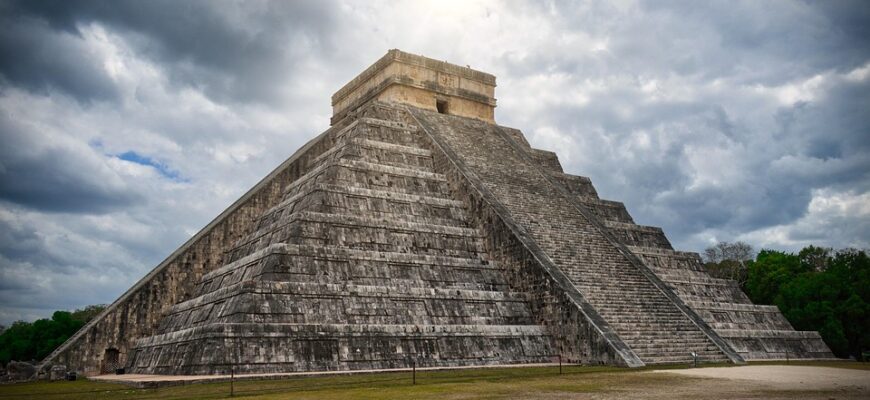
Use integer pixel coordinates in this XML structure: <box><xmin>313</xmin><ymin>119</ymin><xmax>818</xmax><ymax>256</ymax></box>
<box><xmin>744</xmin><ymin>247</ymin><xmax>869</xmax><ymax>359</ymax></box>
<box><xmin>0</xmin><ymin>304</ymin><xmax>106</xmax><ymax>366</ymax></box>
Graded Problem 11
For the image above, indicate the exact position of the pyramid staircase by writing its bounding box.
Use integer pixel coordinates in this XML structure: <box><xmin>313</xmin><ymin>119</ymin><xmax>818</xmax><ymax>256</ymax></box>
<box><xmin>629</xmin><ymin>247</ymin><xmax>833</xmax><ymax>359</ymax></box>
<box><xmin>408</xmin><ymin>107</ymin><xmax>738</xmax><ymax>366</ymax></box>
<box><xmin>514</xmin><ymin>120</ymin><xmax>833</xmax><ymax>361</ymax></box>
<box><xmin>126</xmin><ymin>103</ymin><xmax>555</xmax><ymax>375</ymax></box>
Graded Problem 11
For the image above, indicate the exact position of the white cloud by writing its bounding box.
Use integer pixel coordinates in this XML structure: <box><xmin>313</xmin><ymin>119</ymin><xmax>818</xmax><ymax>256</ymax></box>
<box><xmin>738</xmin><ymin>189</ymin><xmax>870</xmax><ymax>250</ymax></box>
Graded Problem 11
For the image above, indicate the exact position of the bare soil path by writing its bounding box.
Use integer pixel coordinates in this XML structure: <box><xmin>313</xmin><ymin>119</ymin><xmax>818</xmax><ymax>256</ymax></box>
<box><xmin>646</xmin><ymin>365</ymin><xmax>870</xmax><ymax>399</ymax></box>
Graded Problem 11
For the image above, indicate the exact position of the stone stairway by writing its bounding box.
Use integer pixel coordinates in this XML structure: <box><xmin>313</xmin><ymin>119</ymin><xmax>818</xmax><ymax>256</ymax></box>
<box><xmin>543</xmin><ymin>154</ymin><xmax>834</xmax><ymax>360</ymax></box>
<box><xmin>628</xmin><ymin>245</ymin><xmax>834</xmax><ymax>359</ymax></box>
<box><xmin>126</xmin><ymin>103</ymin><xmax>555</xmax><ymax>375</ymax></box>
<box><xmin>523</xmin><ymin>130</ymin><xmax>833</xmax><ymax>361</ymax></box>
<box><xmin>410</xmin><ymin>107</ymin><xmax>735</xmax><ymax>366</ymax></box>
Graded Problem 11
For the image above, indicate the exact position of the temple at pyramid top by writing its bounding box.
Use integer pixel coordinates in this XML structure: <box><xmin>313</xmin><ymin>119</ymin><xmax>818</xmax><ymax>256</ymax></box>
<box><xmin>331</xmin><ymin>49</ymin><xmax>497</xmax><ymax>124</ymax></box>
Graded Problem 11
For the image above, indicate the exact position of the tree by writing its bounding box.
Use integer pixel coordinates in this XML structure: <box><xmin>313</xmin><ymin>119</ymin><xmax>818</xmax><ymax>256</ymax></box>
<box><xmin>703</xmin><ymin>241</ymin><xmax>754</xmax><ymax>287</ymax></box>
<box><xmin>798</xmin><ymin>245</ymin><xmax>832</xmax><ymax>271</ymax></box>
<box><xmin>744</xmin><ymin>247</ymin><xmax>869</xmax><ymax>359</ymax></box>
<box><xmin>0</xmin><ymin>304</ymin><xmax>106</xmax><ymax>366</ymax></box>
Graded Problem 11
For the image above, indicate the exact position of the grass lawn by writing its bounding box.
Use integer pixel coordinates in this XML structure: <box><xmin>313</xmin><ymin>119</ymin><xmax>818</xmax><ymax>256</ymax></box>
<box><xmin>0</xmin><ymin>361</ymin><xmax>865</xmax><ymax>400</ymax></box>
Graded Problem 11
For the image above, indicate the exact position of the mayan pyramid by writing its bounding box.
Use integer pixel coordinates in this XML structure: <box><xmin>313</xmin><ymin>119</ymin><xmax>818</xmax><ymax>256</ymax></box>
<box><xmin>42</xmin><ymin>50</ymin><xmax>833</xmax><ymax>376</ymax></box>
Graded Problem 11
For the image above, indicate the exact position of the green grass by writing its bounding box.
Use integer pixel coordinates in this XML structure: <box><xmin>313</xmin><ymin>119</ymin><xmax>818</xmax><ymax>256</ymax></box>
<box><xmin>0</xmin><ymin>361</ymin><xmax>865</xmax><ymax>400</ymax></box>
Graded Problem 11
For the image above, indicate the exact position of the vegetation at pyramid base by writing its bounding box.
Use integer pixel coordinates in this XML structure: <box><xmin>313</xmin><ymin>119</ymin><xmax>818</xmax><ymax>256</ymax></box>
<box><xmin>0</xmin><ymin>305</ymin><xmax>105</xmax><ymax>366</ymax></box>
<box><xmin>706</xmin><ymin>244</ymin><xmax>869</xmax><ymax>360</ymax></box>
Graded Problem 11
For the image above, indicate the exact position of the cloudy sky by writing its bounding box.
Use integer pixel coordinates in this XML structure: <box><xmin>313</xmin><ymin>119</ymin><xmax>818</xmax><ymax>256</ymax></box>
<box><xmin>1</xmin><ymin>0</ymin><xmax>868</xmax><ymax>325</ymax></box>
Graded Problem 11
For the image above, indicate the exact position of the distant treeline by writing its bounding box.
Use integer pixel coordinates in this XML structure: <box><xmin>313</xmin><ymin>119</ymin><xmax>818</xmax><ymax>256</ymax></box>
<box><xmin>0</xmin><ymin>305</ymin><xmax>105</xmax><ymax>366</ymax></box>
<box><xmin>705</xmin><ymin>244</ymin><xmax>869</xmax><ymax>360</ymax></box>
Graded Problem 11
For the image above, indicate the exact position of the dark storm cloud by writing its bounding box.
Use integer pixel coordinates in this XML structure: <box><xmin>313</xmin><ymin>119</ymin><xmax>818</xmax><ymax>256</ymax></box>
<box><xmin>0</xmin><ymin>112</ymin><xmax>141</xmax><ymax>213</ymax></box>
<box><xmin>638</xmin><ymin>1</ymin><xmax>870</xmax><ymax>82</ymax></box>
<box><xmin>777</xmin><ymin>78</ymin><xmax>870</xmax><ymax>159</ymax></box>
<box><xmin>0</xmin><ymin>14</ymin><xmax>119</xmax><ymax>101</ymax></box>
<box><xmin>1</xmin><ymin>0</ymin><xmax>339</xmax><ymax>103</ymax></box>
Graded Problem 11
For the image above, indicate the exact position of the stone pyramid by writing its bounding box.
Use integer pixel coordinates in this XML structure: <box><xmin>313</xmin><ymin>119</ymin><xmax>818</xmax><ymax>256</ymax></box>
<box><xmin>42</xmin><ymin>50</ymin><xmax>833</xmax><ymax>376</ymax></box>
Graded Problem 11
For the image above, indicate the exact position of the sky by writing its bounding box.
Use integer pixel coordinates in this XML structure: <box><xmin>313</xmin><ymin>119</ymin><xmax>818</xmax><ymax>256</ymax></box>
<box><xmin>0</xmin><ymin>0</ymin><xmax>868</xmax><ymax>325</ymax></box>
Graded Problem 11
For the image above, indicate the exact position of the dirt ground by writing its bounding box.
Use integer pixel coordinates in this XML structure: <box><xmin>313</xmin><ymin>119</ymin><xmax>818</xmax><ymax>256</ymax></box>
<box><xmin>633</xmin><ymin>365</ymin><xmax>870</xmax><ymax>400</ymax></box>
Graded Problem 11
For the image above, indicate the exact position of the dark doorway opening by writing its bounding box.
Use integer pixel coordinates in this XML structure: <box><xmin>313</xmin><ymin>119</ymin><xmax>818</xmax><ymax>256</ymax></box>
<box><xmin>436</xmin><ymin>99</ymin><xmax>448</xmax><ymax>114</ymax></box>
<box><xmin>102</xmin><ymin>348</ymin><xmax>120</xmax><ymax>374</ymax></box>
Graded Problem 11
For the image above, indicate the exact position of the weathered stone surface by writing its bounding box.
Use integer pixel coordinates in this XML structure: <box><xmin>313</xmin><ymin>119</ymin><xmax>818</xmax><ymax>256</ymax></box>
<box><xmin>6</xmin><ymin>361</ymin><xmax>36</xmax><ymax>381</ymax></box>
<box><xmin>49</xmin><ymin>365</ymin><xmax>68</xmax><ymax>381</ymax></box>
<box><xmin>44</xmin><ymin>50</ymin><xmax>833</xmax><ymax>376</ymax></box>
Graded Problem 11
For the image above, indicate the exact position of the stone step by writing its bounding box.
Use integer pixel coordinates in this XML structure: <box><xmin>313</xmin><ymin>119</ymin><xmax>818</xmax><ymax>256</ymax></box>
<box><xmin>261</xmin><ymin>189</ymin><xmax>471</xmax><ymax>233</ymax></box>
<box><xmin>641</xmin><ymin>355</ymin><xmax>730</xmax><ymax>365</ymax></box>
<box><xmin>230</xmin><ymin>221</ymin><xmax>486</xmax><ymax>263</ymax></box>
<box><xmin>709</xmin><ymin>322</ymin><xmax>792</xmax><ymax>330</ymax></box>
<box><xmin>356</xmin><ymin>118</ymin><xmax>428</xmax><ymax>149</ymax></box>
<box><xmin>581</xmin><ymin>290</ymin><xmax>669</xmax><ymax>298</ymax></box>
<box><xmin>622</xmin><ymin>334</ymin><xmax>714</xmax><ymax>343</ymax></box>
<box><xmin>315</xmin><ymin>137</ymin><xmax>432</xmax><ymax>163</ymax></box>
<box><xmin>201</xmin><ymin>243</ymin><xmax>497</xmax><ymax>286</ymax></box>
<box><xmin>305</xmin><ymin>205</ymin><xmax>468</xmax><ymax>228</ymax></box>
<box><xmin>551</xmin><ymin>172</ymin><xmax>598</xmax><ymax>197</ymax></box>
<box><xmin>312</xmin><ymin>138</ymin><xmax>435</xmax><ymax>174</ymax></box>
<box><xmin>625</xmin><ymin>245</ymin><xmax>707</xmax><ymax>272</ymax></box>
<box><xmin>138</xmin><ymin>322</ymin><xmax>554</xmax><ymax>348</ymax></box>
<box><xmin>631</xmin><ymin>345</ymin><xmax>723</xmax><ymax>354</ymax></box>
<box><xmin>167</xmin><ymin>280</ymin><xmax>535</xmax><ymax>317</ymax></box>
<box><xmin>606</xmin><ymin>317</ymin><xmax>699</xmax><ymax>326</ymax></box>
<box><xmin>668</xmin><ymin>285</ymin><xmax>753</xmax><ymax>305</ymax></box>
<box><xmin>582</xmin><ymin>298</ymin><xmax>676</xmax><ymax>307</ymax></box>
<box><xmin>625</xmin><ymin>338</ymin><xmax>717</xmax><ymax>347</ymax></box>
<box><xmin>206</xmin><ymin>245</ymin><xmax>503</xmax><ymax>290</ymax></box>
<box><xmin>603</xmin><ymin>221</ymin><xmax>672</xmax><ymax>249</ymax></box>
<box><xmin>574</xmin><ymin>274</ymin><xmax>657</xmax><ymax>282</ymax></box>
<box><xmin>258</xmin><ymin>183</ymin><xmax>468</xmax><ymax>235</ymax></box>
<box><xmin>212</xmin><ymin>314</ymin><xmax>544</xmax><ymax>329</ymax></box>
<box><xmin>656</xmin><ymin>271</ymin><xmax>740</xmax><ymax>287</ymax></box>
<box><xmin>714</xmin><ymin>329</ymin><xmax>827</xmax><ymax>340</ymax></box>
<box><xmin>574</xmin><ymin>197</ymin><xmax>634</xmax><ymax>224</ymax></box>
<box><xmin>240</xmin><ymin>210</ymin><xmax>481</xmax><ymax>249</ymax></box>
<box><xmin>574</xmin><ymin>280</ymin><xmax>662</xmax><ymax>290</ymax></box>
<box><xmin>603</xmin><ymin>316</ymin><xmax>691</xmax><ymax>324</ymax></box>
<box><xmin>615</xmin><ymin>326</ymin><xmax>711</xmax><ymax>334</ymax></box>
<box><xmin>617</xmin><ymin>330</ymin><xmax>713</xmax><ymax>340</ymax></box>
<box><xmin>686</xmin><ymin>301</ymin><xmax>783</xmax><ymax>315</ymax></box>
<box><xmin>283</xmin><ymin>158</ymin><xmax>450</xmax><ymax>199</ymax></box>
<box><xmin>594</xmin><ymin>306</ymin><xmax>685</xmax><ymax>315</ymax></box>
